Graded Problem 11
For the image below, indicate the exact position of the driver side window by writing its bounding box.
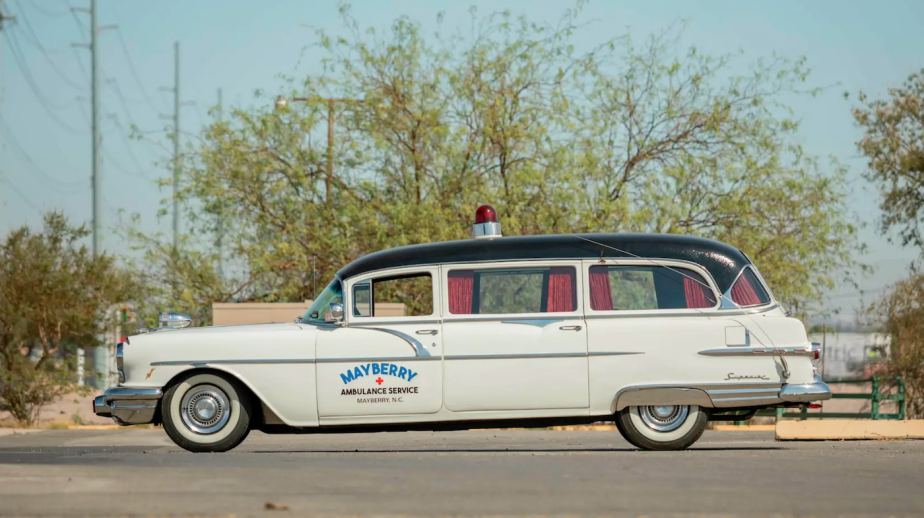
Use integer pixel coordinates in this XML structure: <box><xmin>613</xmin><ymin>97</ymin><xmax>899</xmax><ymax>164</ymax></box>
<box><xmin>352</xmin><ymin>273</ymin><xmax>434</xmax><ymax>318</ymax></box>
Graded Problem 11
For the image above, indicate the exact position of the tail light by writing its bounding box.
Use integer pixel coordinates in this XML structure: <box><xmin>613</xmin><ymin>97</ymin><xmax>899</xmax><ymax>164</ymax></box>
<box><xmin>810</xmin><ymin>342</ymin><xmax>822</xmax><ymax>361</ymax></box>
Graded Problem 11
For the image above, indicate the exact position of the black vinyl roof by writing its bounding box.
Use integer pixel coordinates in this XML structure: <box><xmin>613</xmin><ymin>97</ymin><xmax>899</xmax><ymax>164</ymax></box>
<box><xmin>337</xmin><ymin>233</ymin><xmax>751</xmax><ymax>295</ymax></box>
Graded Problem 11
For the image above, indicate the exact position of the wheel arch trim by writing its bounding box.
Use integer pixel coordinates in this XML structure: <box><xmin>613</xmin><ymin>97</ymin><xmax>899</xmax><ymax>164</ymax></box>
<box><xmin>161</xmin><ymin>365</ymin><xmax>294</xmax><ymax>427</ymax></box>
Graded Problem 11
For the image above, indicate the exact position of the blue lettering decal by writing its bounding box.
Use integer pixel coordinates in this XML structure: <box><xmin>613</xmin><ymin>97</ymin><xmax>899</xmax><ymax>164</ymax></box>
<box><xmin>389</xmin><ymin>364</ymin><xmax>398</xmax><ymax>376</ymax></box>
<box><xmin>353</xmin><ymin>366</ymin><xmax>364</xmax><ymax>379</ymax></box>
<box><xmin>340</xmin><ymin>371</ymin><xmax>356</xmax><ymax>385</ymax></box>
<box><xmin>372</xmin><ymin>363</ymin><xmax>380</xmax><ymax>375</ymax></box>
<box><xmin>360</xmin><ymin>364</ymin><xmax>371</xmax><ymax>376</ymax></box>
<box><xmin>397</xmin><ymin>366</ymin><xmax>408</xmax><ymax>380</ymax></box>
<box><xmin>381</xmin><ymin>363</ymin><xmax>390</xmax><ymax>375</ymax></box>
<box><xmin>407</xmin><ymin>369</ymin><xmax>418</xmax><ymax>382</ymax></box>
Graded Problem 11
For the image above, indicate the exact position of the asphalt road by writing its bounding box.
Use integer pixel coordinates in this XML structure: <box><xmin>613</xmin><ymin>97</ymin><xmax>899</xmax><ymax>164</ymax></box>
<box><xmin>0</xmin><ymin>428</ymin><xmax>922</xmax><ymax>517</ymax></box>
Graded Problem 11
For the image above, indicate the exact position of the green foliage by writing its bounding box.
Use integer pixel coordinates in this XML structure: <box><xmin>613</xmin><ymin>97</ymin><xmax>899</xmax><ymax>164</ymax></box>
<box><xmin>853</xmin><ymin>70</ymin><xmax>924</xmax><ymax>251</ymax></box>
<box><xmin>868</xmin><ymin>273</ymin><xmax>924</xmax><ymax>418</ymax></box>
<box><xmin>131</xmin><ymin>5</ymin><xmax>860</xmax><ymax>321</ymax></box>
<box><xmin>0</xmin><ymin>213</ymin><xmax>139</xmax><ymax>425</ymax></box>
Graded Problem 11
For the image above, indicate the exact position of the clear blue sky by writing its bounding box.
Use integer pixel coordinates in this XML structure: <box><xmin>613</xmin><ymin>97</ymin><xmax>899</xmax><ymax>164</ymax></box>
<box><xmin>1</xmin><ymin>0</ymin><xmax>922</xmax><ymax>322</ymax></box>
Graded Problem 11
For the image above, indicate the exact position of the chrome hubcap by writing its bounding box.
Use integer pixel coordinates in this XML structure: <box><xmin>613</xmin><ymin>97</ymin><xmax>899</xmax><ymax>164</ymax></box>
<box><xmin>639</xmin><ymin>405</ymin><xmax>689</xmax><ymax>432</ymax></box>
<box><xmin>181</xmin><ymin>385</ymin><xmax>231</xmax><ymax>435</ymax></box>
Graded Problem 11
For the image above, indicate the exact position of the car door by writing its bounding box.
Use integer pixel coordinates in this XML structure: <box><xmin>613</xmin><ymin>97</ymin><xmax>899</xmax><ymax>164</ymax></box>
<box><xmin>315</xmin><ymin>266</ymin><xmax>443</xmax><ymax>418</ymax></box>
<box><xmin>440</xmin><ymin>261</ymin><xmax>589</xmax><ymax>412</ymax></box>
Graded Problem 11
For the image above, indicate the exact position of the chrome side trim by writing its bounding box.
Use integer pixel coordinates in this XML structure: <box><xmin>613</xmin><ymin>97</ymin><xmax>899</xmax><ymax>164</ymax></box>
<box><xmin>103</xmin><ymin>387</ymin><xmax>163</xmax><ymax>400</ymax></box>
<box><xmin>350</xmin><ymin>319</ymin><xmax>443</xmax><ymax>326</ymax></box>
<box><xmin>150</xmin><ymin>351</ymin><xmax>643</xmax><ymax>366</ymax></box>
<box><xmin>588</xmin><ymin>351</ymin><xmax>644</xmax><ymax>357</ymax></box>
<box><xmin>316</xmin><ymin>356</ymin><xmax>441</xmax><ymax>364</ymax></box>
<box><xmin>615</xmin><ymin>388</ymin><xmax>713</xmax><ymax>412</ymax></box>
<box><xmin>583</xmin><ymin>304</ymin><xmax>780</xmax><ymax>319</ymax></box>
<box><xmin>444</xmin><ymin>315</ymin><xmax>579</xmax><ymax>323</ymax></box>
<box><xmin>356</xmin><ymin>327</ymin><xmax>430</xmax><ymax>357</ymax></box>
<box><xmin>500</xmin><ymin>319</ymin><xmax>564</xmax><ymax>328</ymax></box>
<box><xmin>612</xmin><ymin>382</ymin><xmax>784</xmax><ymax>413</ymax></box>
<box><xmin>698</xmin><ymin>347</ymin><xmax>812</xmax><ymax>357</ymax></box>
<box><xmin>446</xmin><ymin>352</ymin><xmax>586</xmax><ymax>361</ymax></box>
<box><xmin>704</xmin><ymin>388</ymin><xmax>780</xmax><ymax>395</ymax></box>
<box><xmin>151</xmin><ymin>359</ymin><xmax>317</xmax><ymax>366</ymax></box>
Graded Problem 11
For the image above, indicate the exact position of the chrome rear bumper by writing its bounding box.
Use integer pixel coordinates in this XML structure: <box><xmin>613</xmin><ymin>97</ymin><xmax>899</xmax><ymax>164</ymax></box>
<box><xmin>93</xmin><ymin>387</ymin><xmax>163</xmax><ymax>425</ymax></box>
<box><xmin>779</xmin><ymin>375</ymin><xmax>832</xmax><ymax>403</ymax></box>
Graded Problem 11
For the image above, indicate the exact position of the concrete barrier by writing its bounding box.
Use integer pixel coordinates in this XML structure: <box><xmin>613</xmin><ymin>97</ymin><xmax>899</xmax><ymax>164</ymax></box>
<box><xmin>776</xmin><ymin>419</ymin><xmax>924</xmax><ymax>440</ymax></box>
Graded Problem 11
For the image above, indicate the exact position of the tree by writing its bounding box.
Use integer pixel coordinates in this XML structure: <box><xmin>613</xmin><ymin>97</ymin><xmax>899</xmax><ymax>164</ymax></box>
<box><xmin>854</xmin><ymin>71</ymin><xmax>924</xmax><ymax>415</ymax></box>
<box><xmin>0</xmin><ymin>213</ymin><xmax>139</xmax><ymax>425</ymax></box>
<box><xmin>868</xmin><ymin>274</ymin><xmax>924</xmax><ymax>418</ymax></box>
<box><xmin>130</xmin><ymin>5</ymin><xmax>860</xmax><ymax>321</ymax></box>
<box><xmin>853</xmin><ymin>70</ymin><xmax>924</xmax><ymax>251</ymax></box>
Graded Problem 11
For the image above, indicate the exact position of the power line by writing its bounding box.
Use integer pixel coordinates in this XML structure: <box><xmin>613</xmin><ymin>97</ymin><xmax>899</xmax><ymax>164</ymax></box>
<box><xmin>3</xmin><ymin>29</ymin><xmax>85</xmax><ymax>132</ymax></box>
<box><xmin>113</xmin><ymin>26</ymin><xmax>163</xmax><ymax>114</ymax></box>
<box><xmin>23</xmin><ymin>0</ymin><xmax>69</xmax><ymax>18</ymax></box>
<box><xmin>0</xmin><ymin>113</ymin><xmax>85</xmax><ymax>189</ymax></box>
<box><xmin>107</xmin><ymin>115</ymin><xmax>154</xmax><ymax>182</ymax></box>
<box><xmin>0</xmin><ymin>174</ymin><xmax>42</xmax><ymax>212</ymax></box>
<box><xmin>11</xmin><ymin>0</ymin><xmax>86</xmax><ymax>89</ymax></box>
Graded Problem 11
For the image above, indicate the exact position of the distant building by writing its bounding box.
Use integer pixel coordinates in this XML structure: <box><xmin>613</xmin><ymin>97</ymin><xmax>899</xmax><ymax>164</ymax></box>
<box><xmin>808</xmin><ymin>332</ymin><xmax>890</xmax><ymax>380</ymax></box>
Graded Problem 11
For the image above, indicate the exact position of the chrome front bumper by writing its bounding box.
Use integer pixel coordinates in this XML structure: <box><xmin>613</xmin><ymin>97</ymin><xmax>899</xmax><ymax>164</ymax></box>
<box><xmin>93</xmin><ymin>387</ymin><xmax>163</xmax><ymax>425</ymax></box>
<box><xmin>779</xmin><ymin>375</ymin><xmax>832</xmax><ymax>403</ymax></box>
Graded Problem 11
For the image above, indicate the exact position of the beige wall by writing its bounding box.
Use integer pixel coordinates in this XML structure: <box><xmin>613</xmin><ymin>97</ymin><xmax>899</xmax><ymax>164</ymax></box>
<box><xmin>212</xmin><ymin>301</ymin><xmax>406</xmax><ymax>326</ymax></box>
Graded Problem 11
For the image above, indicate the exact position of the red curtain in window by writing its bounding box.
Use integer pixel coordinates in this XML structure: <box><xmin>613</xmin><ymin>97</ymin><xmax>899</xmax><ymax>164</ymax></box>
<box><xmin>730</xmin><ymin>271</ymin><xmax>761</xmax><ymax>306</ymax></box>
<box><xmin>448</xmin><ymin>270</ymin><xmax>474</xmax><ymax>314</ymax></box>
<box><xmin>683</xmin><ymin>276</ymin><xmax>715</xmax><ymax>308</ymax></box>
<box><xmin>546</xmin><ymin>267</ymin><xmax>576</xmax><ymax>312</ymax></box>
<box><xmin>588</xmin><ymin>266</ymin><xmax>613</xmax><ymax>311</ymax></box>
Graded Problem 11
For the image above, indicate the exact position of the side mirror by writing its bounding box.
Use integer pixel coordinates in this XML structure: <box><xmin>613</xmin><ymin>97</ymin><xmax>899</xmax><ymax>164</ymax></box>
<box><xmin>159</xmin><ymin>312</ymin><xmax>192</xmax><ymax>329</ymax></box>
<box><xmin>324</xmin><ymin>303</ymin><xmax>345</xmax><ymax>325</ymax></box>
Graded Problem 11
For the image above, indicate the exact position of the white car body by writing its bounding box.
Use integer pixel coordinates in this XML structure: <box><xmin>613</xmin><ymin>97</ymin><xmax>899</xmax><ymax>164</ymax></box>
<box><xmin>95</xmin><ymin>229</ymin><xmax>830</xmax><ymax>451</ymax></box>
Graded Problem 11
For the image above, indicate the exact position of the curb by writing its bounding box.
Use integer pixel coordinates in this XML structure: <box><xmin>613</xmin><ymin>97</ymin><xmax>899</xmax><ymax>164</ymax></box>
<box><xmin>776</xmin><ymin>419</ymin><xmax>924</xmax><ymax>440</ymax></box>
<box><xmin>0</xmin><ymin>429</ymin><xmax>45</xmax><ymax>436</ymax></box>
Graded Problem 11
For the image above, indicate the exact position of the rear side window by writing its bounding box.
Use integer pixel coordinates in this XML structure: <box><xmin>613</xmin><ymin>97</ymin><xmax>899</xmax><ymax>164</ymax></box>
<box><xmin>729</xmin><ymin>268</ymin><xmax>771</xmax><ymax>307</ymax></box>
<box><xmin>448</xmin><ymin>266</ymin><xmax>576</xmax><ymax>314</ymax></box>
<box><xmin>588</xmin><ymin>265</ymin><xmax>716</xmax><ymax>311</ymax></box>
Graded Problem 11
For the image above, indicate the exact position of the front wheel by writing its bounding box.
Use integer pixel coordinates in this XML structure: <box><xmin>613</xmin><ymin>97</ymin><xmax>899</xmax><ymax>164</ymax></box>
<box><xmin>615</xmin><ymin>405</ymin><xmax>708</xmax><ymax>451</ymax></box>
<box><xmin>162</xmin><ymin>372</ymin><xmax>253</xmax><ymax>453</ymax></box>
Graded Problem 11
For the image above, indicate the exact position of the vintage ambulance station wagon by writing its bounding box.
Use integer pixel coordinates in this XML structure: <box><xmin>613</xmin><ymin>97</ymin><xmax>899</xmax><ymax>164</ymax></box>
<box><xmin>95</xmin><ymin>206</ymin><xmax>831</xmax><ymax>452</ymax></box>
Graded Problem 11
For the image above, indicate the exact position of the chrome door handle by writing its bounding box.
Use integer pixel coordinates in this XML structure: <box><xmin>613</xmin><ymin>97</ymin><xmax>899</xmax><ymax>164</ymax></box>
<box><xmin>559</xmin><ymin>325</ymin><xmax>582</xmax><ymax>331</ymax></box>
<box><xmin>416</xmin><ymin>329</ymin><xmax>438</xmax><ymax>335</ymax></box>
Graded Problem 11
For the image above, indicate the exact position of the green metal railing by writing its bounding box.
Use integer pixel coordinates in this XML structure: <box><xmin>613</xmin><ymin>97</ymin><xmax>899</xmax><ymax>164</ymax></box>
<box><xmin>744</xmin><ymin>376</ymin><xmax>905</xmax><ymax>423</ymax></box>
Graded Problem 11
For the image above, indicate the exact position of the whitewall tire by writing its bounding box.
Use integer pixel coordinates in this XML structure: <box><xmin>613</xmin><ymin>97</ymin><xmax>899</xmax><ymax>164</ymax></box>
<box><xmin>162</xmin><ymin>372</ymin><xmax>253</xmax><ymax>453</ymax></box>
<box><xmin>615</xmin><ymin>405</ymin><xmax>708</xmax><ymax>451</ymax></box>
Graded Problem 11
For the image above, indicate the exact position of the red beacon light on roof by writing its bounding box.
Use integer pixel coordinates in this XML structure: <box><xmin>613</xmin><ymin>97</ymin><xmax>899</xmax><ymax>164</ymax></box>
<box><xmin>472</xmin><ymin>204</ymin><xmax>502</xmax><ymax>239</ymax></box>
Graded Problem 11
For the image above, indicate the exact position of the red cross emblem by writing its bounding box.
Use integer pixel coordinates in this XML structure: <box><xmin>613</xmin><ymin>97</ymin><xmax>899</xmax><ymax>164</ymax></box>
<box><xmin>375</xmin><ymin>377</ymin><xmax>384</xmax><ymax>385</ymax></box>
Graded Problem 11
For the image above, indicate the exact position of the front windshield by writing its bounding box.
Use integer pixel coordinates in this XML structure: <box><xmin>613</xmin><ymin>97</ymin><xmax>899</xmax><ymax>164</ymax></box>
<box><xmin>300</xmin><ymin>277</ymin><xmax>343</xmax><ymax>324</ymax></box>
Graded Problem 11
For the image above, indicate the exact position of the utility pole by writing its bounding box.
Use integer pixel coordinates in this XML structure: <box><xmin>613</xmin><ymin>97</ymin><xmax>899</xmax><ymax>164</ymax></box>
<box><xmin>0</xmin><ymin>2</ymin><xmax>12</xmax><ymax>229</ymax></box>
<box><xmin>159</xmin><ymin>42</ymin><xmax>193</xmax><ymax>255</ymax></box>
<box><xmin>172</xmin><ymin>41</ymin><xmax>180</xmax><ymax>252</ymax></box>
<box><xmin>274</xmin><ymin>96</ymin><xmax>361</xmax><ymax>202</ymax></box>
<box><xmin>90</xmin><ymin>0</ymin><xmax>100</xmax><ymax>256</ymax></box>
<box><xmin>71</xmin><ymin>0</ymin><xmax>114</xmax><ymax>256</ymax></box>
<box><xmin>216</xmin><ymin>87</ymin><xmax>223</xmax><ymax>278</ymax></box>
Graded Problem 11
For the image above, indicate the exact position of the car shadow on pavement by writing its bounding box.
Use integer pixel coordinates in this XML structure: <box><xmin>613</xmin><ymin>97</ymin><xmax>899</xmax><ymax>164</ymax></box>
<box><xmin>249</xmin><ymin>446</ymin><xmax>781</xmax><ymax>454</ymax></box>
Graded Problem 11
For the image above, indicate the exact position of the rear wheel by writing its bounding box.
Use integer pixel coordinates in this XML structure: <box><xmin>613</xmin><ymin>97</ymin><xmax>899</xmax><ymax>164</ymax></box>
<box><xmin>162</xmin><ymin>372</ymin><xmax>252</xmax><ymax>453</ymax></box>
<box><xmin>615</xmin><ymin>404</ymin><xmax>708</xmax><ymax>451</ymax></box>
